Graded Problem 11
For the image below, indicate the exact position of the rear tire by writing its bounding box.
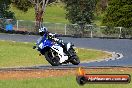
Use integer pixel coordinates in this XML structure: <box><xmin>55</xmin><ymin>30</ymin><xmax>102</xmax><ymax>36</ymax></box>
<box><xmin>44</xmin><ymin>50</ymin><xmax>60</xmax><ymax>66</ymax></box>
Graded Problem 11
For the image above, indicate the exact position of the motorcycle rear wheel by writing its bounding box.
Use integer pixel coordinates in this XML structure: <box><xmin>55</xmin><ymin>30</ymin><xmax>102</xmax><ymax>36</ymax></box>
<box><xmin>44</xmin><ymin>50</ymin><xmax>60</xmax><ymax>66</ymax></box>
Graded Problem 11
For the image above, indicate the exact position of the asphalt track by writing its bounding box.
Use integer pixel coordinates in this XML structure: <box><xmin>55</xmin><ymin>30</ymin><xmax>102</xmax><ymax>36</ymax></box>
<box><xmin>0</xmin><ymin>33</ymin><xmax>132</xmax><ymax>67</ymax></box>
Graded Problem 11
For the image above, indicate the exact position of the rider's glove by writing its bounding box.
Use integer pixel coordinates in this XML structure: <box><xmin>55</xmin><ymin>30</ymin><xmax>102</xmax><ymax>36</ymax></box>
<box><xmin>33</xmin><ymin>46</ymin><xmax>36</xmax><ymax>49</ymax></box>
<box><xmin>53</xmin><ymin>38</ymin><xmax>59</xmax><ymax>42</ymax></box>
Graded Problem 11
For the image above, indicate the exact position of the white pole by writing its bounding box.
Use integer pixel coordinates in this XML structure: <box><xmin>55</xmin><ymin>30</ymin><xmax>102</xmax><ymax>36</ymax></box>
<box><xmin>65</xmin><ymin>24</ymin><xmax>67</xmax><ymax>35</ymax></box>
<box><xmin>90</xmin><ymin>26</ymin><xmax>93</xmax><ymax>38</ymax></box>
<box><xmin>119</xmin><ymin>27</ymin><xmax>122</xmax><ymax>38</ymax></box>
<box><xmin>99</xmin><ymin>27</ymin><xmax>103</xmax><ymax>38</ymax></box>
<box><xmin>91</xmin><ymin>29</ymin><xmax>93</xmax><ymax>38</ymax></box>
<box><xmin>54</xmin><ymin>23</ymin><xmax>56</xmax><ymax>33</ymax></box>
<box><xmin>17</xmin><ymin>20</ymin><xmax>19</xmax><ymax>30</ymax></box>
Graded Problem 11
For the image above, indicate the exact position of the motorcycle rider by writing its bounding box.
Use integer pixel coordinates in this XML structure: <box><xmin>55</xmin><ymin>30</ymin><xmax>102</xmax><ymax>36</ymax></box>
<box><xmin>34</xmin><ymin>26</ymin><xmax>63</xmax><ymax>50</ymax></box>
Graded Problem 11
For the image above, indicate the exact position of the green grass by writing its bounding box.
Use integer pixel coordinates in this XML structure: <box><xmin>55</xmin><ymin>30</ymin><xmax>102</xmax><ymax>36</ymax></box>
<box><xmin>10</xmin><ymin>3</ymin><xmax>69</xmax><ymax>23</ymax></box>
<box><xmin>93</xmin><ymin>13</ymin><xmax>105</xmax><ymax>26</ymax></box>
<box><xmin>0</xmin><ymin>40</ymin><xmax>47</xmax><ymax>67</ymax></box>
<box><xmin>0</xmin><ymin>71</ymin><xmax>131</xmax><ymax>88</ymax></box>
<box><xmin>76</xmin><ymin>48</ymin><xmax>111</xmax><ymax>62</ymax></box>
<box><xmin>0</xmin><ymin>40</ymin><xmax>110</xmax><ymax>67</ymax></box>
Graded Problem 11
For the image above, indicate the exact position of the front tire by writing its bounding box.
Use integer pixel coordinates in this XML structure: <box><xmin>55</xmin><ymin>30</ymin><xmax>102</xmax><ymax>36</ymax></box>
<box><xmin>44</xmin><ymin>50</ymin><xmax>60</xmax><ymax>66</ymax></box>
<box><xmin>70</xmin><ymin>55</ymin><xmax>80</xmax><ymax>65</ymax></box>
<box><xmin>69</xmin><ymin>48</ymin><xmax>80</xmax><ymax>65</ymax></box>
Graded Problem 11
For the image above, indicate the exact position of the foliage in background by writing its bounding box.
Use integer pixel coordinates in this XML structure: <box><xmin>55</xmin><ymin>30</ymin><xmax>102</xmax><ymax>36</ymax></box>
<box><xmin>11</xmin><ymin>0</ymin><xmax>32</xmax><ymax>12</ymax></box>
<box><xmin>0</xmin><ymin>0</ymin><xmax>15</xmax><ymax>19</ymax></box>
<box><xmin>95</xmin><ymin>0</ymin><xmax>108</xmax><ymax>15</ymax></box>
<box><xmin>10</xmin><ymin>3</ymin><xmax>68</xmax><ymax>23</ymax></box>
<box><xmin>102</xmin><ymin>0</ymin><xmax>132</xmax><ymax>28</ymax></box>
<box><xmin>11</xmin><ymin>0</ymin><xmax>58</xmax><ymax>30</ymax></box>
<box><xmin>61</xmin><ymin>0</ymin><xmax>96</xmax><ymax>24</ymax></box>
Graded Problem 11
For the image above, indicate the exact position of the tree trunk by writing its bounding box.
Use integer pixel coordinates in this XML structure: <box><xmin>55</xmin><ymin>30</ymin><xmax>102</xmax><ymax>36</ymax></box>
<box><xmin>29</xmin><ymin>0</ymin><xmax>49</xmax><ymax>33</ymax></box>
<box><xmin>35</xmin><ymin>10</ymin><xmax>43</xmax><ymax>32</ymax></box>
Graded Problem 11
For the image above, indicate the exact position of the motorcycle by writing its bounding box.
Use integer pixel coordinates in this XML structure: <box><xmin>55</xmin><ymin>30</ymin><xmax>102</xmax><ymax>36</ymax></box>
<box><xmin>33</xmin><ymin>33</ymin><xmax>80</xmax><ymax>66</ymax></box>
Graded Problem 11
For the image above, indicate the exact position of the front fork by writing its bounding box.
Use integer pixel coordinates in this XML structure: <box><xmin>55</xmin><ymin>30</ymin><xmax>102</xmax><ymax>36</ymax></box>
<box><xmin>60</xmin><ymin>43</ymin><xmax>75</xmax><ymax>58</ymax></box>
<box><xmin>65</xmin><ymin>48</ymin><xmax>75</xmax><ymax>58</ymax></box>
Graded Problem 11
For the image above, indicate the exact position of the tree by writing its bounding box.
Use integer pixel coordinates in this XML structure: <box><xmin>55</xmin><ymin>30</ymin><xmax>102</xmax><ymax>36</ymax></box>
<box><xmin>11</xmin><ymin>0</ymin><xmax>56</xmax><ymax>30</ymax></box>
<box><xmin>11</xmin><ymin>0</ymin><xmax>49</xmax><ymax>30</ymax></box>
<box><xmin>95</xmin><ymin>0</ymin><xmax>108</xmax><ymax>15</ymax></box>
<box><xmin>12</xmin><ymin>0</ymin><xmax>56</xmax><ymax>31</ymax></box>
<box><xmin>0</xmin><ymin>0</ymin><xmax>57</xmax><ymax>31</ymax></box>
<box><xmin>11</xmin><ymin>0</ymin><xmax>32</xmax><ymax>12</ymax></box>
<box><xmin>62</xmin><ymin>0</ymin><xmax>96</xmax><ymax>24</ymax></box>
<box><xmin>102</xmin><ymin>0</ymin><xmax>132</xmax><ymax>28</ymax></box>
<box><xmin>28</xmin><ymin>0</ymin><xmax>49</xmax><ymax>29</ymax></box>
<box><xmin>0</xmin><ymin>0</ymin><xmax>15</xmax><ymax>19</ymax></box>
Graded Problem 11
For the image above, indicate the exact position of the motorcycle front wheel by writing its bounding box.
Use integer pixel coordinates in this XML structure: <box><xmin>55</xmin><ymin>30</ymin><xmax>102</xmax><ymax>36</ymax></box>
<box><xmin>70</xmin><ymin>55</ymin><xmax>80</xmax><ymax>65</ymax></box>
<box><xmin>69</xmin><ymin>48</ymin><xmax>80</xmax><ymax>65</ymax></box>
<box><xmin>44</xmin><ymin>50</ymin><xmax>60</xmax><ymax>66</ymax></box>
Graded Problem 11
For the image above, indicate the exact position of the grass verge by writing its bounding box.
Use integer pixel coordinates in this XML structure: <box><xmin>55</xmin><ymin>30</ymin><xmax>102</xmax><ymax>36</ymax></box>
<box><xmin>0</xmin><ymin>68</ymin><xmax>131</xmax><ymax>88</ymax></box>
<box><xmin>0</xmin><ymin>40</ymin><xmax>111</xmax><ymax>67</ymax></box>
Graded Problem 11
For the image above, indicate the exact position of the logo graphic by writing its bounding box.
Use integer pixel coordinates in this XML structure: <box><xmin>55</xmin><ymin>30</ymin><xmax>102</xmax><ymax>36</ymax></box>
<box><xmin>76</xmin><ymin>67</ymin><xmax>131</xmax><ymax>85</ymax></box>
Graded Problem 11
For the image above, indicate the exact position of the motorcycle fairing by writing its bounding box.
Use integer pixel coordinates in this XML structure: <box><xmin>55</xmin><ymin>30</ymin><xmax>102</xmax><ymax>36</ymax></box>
<box><xmin>51</xmin><ymin>44</ymin><xmax>68</xmax><ymax>63</ymax></box>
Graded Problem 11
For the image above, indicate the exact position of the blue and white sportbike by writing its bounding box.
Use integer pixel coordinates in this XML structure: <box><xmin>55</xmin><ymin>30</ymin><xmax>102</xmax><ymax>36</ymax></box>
<box><xmin>33</xmin><ymin>33</ymin><xmax>80</xmax><ymax>66</ymax></box>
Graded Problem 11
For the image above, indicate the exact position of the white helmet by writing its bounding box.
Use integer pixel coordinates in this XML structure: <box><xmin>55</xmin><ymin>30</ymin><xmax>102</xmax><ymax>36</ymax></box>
<box><xmin>39</xmin><ymin>26</ymin><xmax>47</xmax><ymax>33</ymax></box>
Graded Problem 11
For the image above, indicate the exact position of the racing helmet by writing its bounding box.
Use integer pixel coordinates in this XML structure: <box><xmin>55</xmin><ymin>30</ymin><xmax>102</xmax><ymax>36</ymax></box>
<box><xmin>39</xmin><ymin>26</ymin><xmax>47</xmax><ymax>36</ymax></box>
